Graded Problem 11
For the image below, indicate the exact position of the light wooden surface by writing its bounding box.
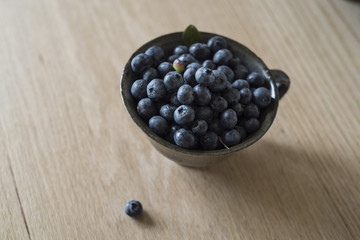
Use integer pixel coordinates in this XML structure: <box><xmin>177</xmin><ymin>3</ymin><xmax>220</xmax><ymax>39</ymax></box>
<box><xmin>1</xmin><ymin>0</ymin><xmax>360</xmax><ymax>239</ymax></box>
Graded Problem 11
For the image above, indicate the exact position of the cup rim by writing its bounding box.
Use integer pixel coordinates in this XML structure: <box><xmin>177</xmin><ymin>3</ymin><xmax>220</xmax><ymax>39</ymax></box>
<box><xmin>121</xmin><ymin>31</ymin><xmax>279</xmax><ymax>157</ymax></box>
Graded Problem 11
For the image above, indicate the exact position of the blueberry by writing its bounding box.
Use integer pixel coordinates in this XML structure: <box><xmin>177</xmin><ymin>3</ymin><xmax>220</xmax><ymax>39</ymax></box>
<box><xmin>210</xmin><ymin>96</ymin><xmax>228</xmax><ymax>112</ymax></box>
<box><xmin>183</xmin><ymin>68</ymin><xmax>198</xmax><ymax>87</ymax></box>
<box><xmin>244</xmin><ymin>118</ymin><xmax>260</xmax><ymax>133</ymax></box>
<box><xmin>142</xmin><ymin>67</ymin><xmax>159</xmax><ymax>82</ymax></box>
<box><xmin>169</xmin><ymin>93</ymin><xmax>181</xmax><ymax>106</ymax></box>
<box><xmin>217</xmin><ymin>65</ymin><xmax>234</xmax><ymax>82</ymax></box>
<box><xmin>131</xmin><ymin>79</ymin><xmax>148</xmax><ymax>100</ymax></box>
<box><xmin>136</xmin><ymin>98</ymin><xmax>157</xmax><ymax>120</ymax></box>
<box><xmin>213</xmin><ymin>49</ymin><xmax>232</xmax><ymax>65</ymax></box>
<box><xmin>174</xmin><ymin>105</ymin><xmax>195</xmax><ymax>126</ymax></box>
<box><xmin>131</xmin><ymin>53</ymin><xmax>153</xmax><ymax>74</ymax></box>
<box><xmin>207</xmin><ymin>36</ymin><xmax>228</xmax><ymax>53</ymax></box>
<box><xmin>191</xmin><ymin>119</ymin><xmax>208</xmax><ymax>136</ymax></box>
<box><xmin>165</xmin><ymin>124</ymin><xmax>181</xmax><ymax>144</ymax></box>
<box><xmin>233</xmin><ymin>64</ymin><xmax>248</xmax><ymax>79</ymax></box>
<box><xmin>125</xmin><ymin>200</ymin><xmax>143</xmax><ymax>218</ymax></box>
<box><xmin>244</xmin><ymin>103</ymin><xmax>260</xmax><ymax>118</ymax></box>
<box><xmin>220</xmin><ymin>109</ymin><xmax>238</xmax><ymax>130</ymax></box>
<box><xmin>189</xmin><ymin>43</ymin><xmax>211</xmax><ymax>61</ymax></box>
<box><xmin>160</xmin><ymin>104</ymin><xmax>177</xmax><ymax>121</ymax></box>
<box><xmin>235</xmin><ymin>126</ymin><xmax>247</xmax><ymax>140</ymax></box>
<box><xmin>193</xmin><ymin>84</ymin><xmax>211</xmax><ymax>106</ymax></box>
<box><xmin>228</xmin><ymin>57</ymin><xmax>241</xmax><ymax>68</ymax></box>
<box><xmin>173</xmin><ymin>45</ymin><xmax>188</xmax><ymax>55</ymax></box>
<box><xmin>253</xmin><ymin>87</ymin><xmax>271</xmax><ymax>108</ymax></box>
<box><xmin>232</xmin><ymin>103</ymin><xmax>244</xmax><ymax>117</ymax></box>
<box><xmin>148</xmin><ymin>116</ymin><xmax>169</xmax><ymax>137</ymax></box>
<box><xmin>168</xmin><ymin>54</ymin><xmax>179</xmax><ymax>63</ymax></box>
<box><xmin>186</xmin><ymin>62</ymin><xmax>202</xmax><ymax>70</ymax></box>
<box><xmin>157</xmin><ymin>62</ymin><xmax>174</xmax><ymax>77</ymax></box>
<box><xmin>145</xmin><ymin>46</ymin><xmax>165</xmax><ymax>67</ymax></box>
<box><xmin>209</xmin><ymin>118</ymin><xmax>223</xmax><ymax>135</ymax></box>
<box><xmin>178</xmin><ymin>54</ymin><xmax>196</xmax><ymax>67</ymax></box>
<box><xmin>195</xmin><ymin>67</ymin><xmax>215</xmax><ymax>86</ymax></box>
<box><xmin>209</xmin><ymin>70</ymin><xmax>227</xmax><ymax>93</ymax></box>
<box><xmin>174</xmin><ymin>128</ymin><xmax>198</xmax><ymax>149</ymax></box>
<box><xmin>202</xmin><ymin>60</ymin><xmax>217</xmax><ymax>70</ymax></box>
<box><xmin>232</xmin><ymin>79</ymin><xmax>250</xmax><ymax>90</ymax></box>
<box><xmin>195</xmin><ymin>106</ymin><xmax>213</xmax><ymax>123</ymax></box>
<box><xmin>239</xmin><ymin>88</ymin><xmax>252</xmax><ymax>104</ymax></box>
<box><xmin>200</xmin><ymin>131</ymin><xmax>219</xmax><ymax>150</ymax></box>
<box><xmin>163</xmin><ymin>71</ymin><xmax>184</xmax><ymax>92</ymax></box>
<box><xmin>221</xmin><ymin>129</ymin><xmax>241</xmax><ymax>147</ymax></box>
<box><xmin>177</xmin><ymin>84</ymin><xmax>194</xmax><ymax>105</ymax></box>
<box><xmin>223</xmin><ymin>88</ymin><xmax>241</xmax><ymax>105</ymax></box>
<box><xmin>173</xmin><ymin>58</ymin><xmax>185</xmax><ymax>72</ymax></box>
<box><xmin>146</xmin><ymin>78</ymin><xmax>167</xmax><ymax>101</ymax></box>
<box><xmin>247</xmin><ymin>72</ymin><xmax>265</xmax><ymax>87</ymax></box>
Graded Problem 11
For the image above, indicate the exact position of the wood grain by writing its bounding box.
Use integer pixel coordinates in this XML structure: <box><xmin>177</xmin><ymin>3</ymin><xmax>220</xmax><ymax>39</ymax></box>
<box><xmin>1</xmin><ymin>0</ymin><xmax>359</xmax><ymax>239</ymax></box>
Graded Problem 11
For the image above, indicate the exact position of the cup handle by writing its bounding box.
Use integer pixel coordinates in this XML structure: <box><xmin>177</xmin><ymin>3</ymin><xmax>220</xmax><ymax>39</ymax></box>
<box><xmin>269</xmin><ymin>69</ymin><xmax>290</xmax><ymax>100</ymax></box>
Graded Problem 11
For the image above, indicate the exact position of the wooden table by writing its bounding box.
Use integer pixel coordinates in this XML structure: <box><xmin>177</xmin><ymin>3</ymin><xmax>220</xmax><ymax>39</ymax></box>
<box><xmin>1</xmin><ymin>0</ymin><xmax>359</xmax><ymax>239</ymax></box>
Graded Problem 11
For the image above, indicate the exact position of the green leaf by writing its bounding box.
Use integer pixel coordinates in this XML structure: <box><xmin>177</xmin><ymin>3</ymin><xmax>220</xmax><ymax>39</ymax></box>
<box><xmin>182</xmin><ymin>25</ymin><xmax>201</xmax><ymax>47</ymax></box>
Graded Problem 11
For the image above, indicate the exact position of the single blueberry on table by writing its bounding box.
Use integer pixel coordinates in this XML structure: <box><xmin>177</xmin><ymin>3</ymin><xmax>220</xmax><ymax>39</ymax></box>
<box><xmin>210</xmin><ymin>96</ymin><xmax>228</xmax><ymax>112</ymax></box>
<box><xmin>253</xmin><ymin>87</ymin><xmax>272</xmax><ymax>108</ymax></box>
<box><xmin>189</xmin><ymin>43</ymin><xmax>211</xmax><ymax>61</ymax></box>
<box><xmin>221</xmin><ymin>129</ymin><xmax>241</xmax><ymax>147</ymax></box>
<box><xmin>183</xmin><ymin>68</ymin><xmax>198</xmax><ymax>87</ymax></box>
<box><xmin>217</xmin><ymin>65</ymin><xmax>234</xmax><ymax>83</ymax></box>
<box><xmin>142</xmin><ymin>67</ymin><xmax>159</xmax><ymax>82</ymax></box>
<box><xmin>232</xmin><ymin>103</ymin><xmax>244</xmax><ymax>117</ymax></box>
<box><xmin>233</xmin><ymin>64</ymin><xmax>249</xmax><ymax>79</ymax></box>
<box><xmin>125</xmin><ymin>200</ymin><xmax>143</xmax><ymax>218</ymax></box>
<box><xmin>200</xmin><ymin>131</ymin><xmax>219</xmax><ymax>150</ymax></box>
<box><xmin>186</xmin><ymin>62</ymin><xmax>202</xmax><ymax>70</ymax></box>
<box><xmin>163</xmin><ymin>71</ymin><xmax>184</xmax><ymax>92</ymax></box>
<box><xmin>157</xmin><ymin>62</ymin><xmax>174</xmax><ymax>77</ymax></box>
<box><xmin>159</xmin><ymin>104</ymin><xmax>177</xmax><ymax>121</ymax></box>
<box><xmin>213</xmin><ymin>49</ymin><xmax>232</xmax><ymax>65</ymax></box>
<box><xmin>232</xmin><ymin>79</ymin><xmax>250</xmax><ymax>90</ymax></box>
<box><xmin>247</xmin><ymin>72</ymin><xmax>265</xmax><ymax>87</ymax></box>
<box><xmin>244</xmin><ymin>103</ymin><xmax>260</xmax><ymax>118</ymax></box>
<box><xmin>193</xmin><ymin>84</ymin><xmax>212</xmax><ymax>106</ymax></box>
<box><xmin>173</xmin><ymin>45</ymin><xmax>188</xmax><ymax>56</ymax></box>
<box><xmin>195</xmin><ymin>106</ymin><xmax>213</xmax><ymax>123</ymax></box>
<box><xmin>202</xmin><ymin>60</ymin><xmax>217</xmax><ymax>70</ymax></box>
<box><xmin>178</xmin><ymin>54</ymin><xmax>196</xmax><ymax>67</ymax></box>
<box><xmin>174</xmin><ymin>128</ymin><xmax>198</xmax><ymax>149</ymax></box>
<box><xmin>207</xmin><ymin>36</ymin><xmax>228</xmax><ymax>53</ymax></box>
<box><xmin>177</xmin><ymin>84</ymin><xmax>194</xmax><ymax>105</ymax></box>
<box><xmin>195</xmin><ymin>67</ymin><xmax>215</xmax><ymax>86</ymax></box>
<box><xmin>131</xmin><ymin>53</ymin><xmax>153</xmax><ymax>74</ymax></box>
<box><xmin>145</xmin><ymin>46</ymin><xmax>165</xmax><ymax>67</ymax></box>
<box><xmin>146</xmin><ymin>78</ymin><xmax>167</xmax><ymax>101</ymax></box>
<box><xmin>244</xmin><ymin>118</ymin><xmax>260</xmax><ymax>133</ymax></box>
<box><xmin>220</xmin><ymin>109</ymin><xmax>238</xmax><ymax>130</ymax></box>
<box><xmin>223</xmin><ymin>88</ymin><xmax>241</xmax><ymax>105</ymax></box>
<box><xmin>174</xmin><ymin>105</ymin><xmax>196</xmax><ymax>126</ymax></box>
<box><xmin>148</xmin><ymin>116</ymin><xmax>169</xmax><ymax>137</ymax></box>
<box><xmin>191</xmin><ymin>119</ymin><xmax>208</xmax><ymax>136</ymax></box>
<box><xmin>136</xmin><ymin>98</ymin><xmax>157</xmax><ymax>120</ymax></box>
<box><xmin>131</xmin><ymin>79</ymin><xmax>148</xmax><ymax>100</ymax></box>
<box><xmin>239</xmin><ymin>87</ymin><xmax>252</xmax><ymax>104</ymax></box>
<box><xmin>209</xmin><ymin>70</ymin><xmax>228</xmax><ymax>93</ymax></box>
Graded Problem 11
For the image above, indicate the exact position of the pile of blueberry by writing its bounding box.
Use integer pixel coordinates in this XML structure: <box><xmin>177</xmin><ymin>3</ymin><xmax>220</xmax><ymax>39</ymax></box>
<box><xmin>130</xmin><ymin>35</ymin><xmax>271</xmax><ymax>150</ymax></box>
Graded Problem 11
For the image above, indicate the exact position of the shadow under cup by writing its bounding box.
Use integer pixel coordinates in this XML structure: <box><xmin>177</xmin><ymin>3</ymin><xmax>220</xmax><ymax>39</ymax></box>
<box><xmin>121</xmin><ymin>32</ymin><xmax>290</xmax><ymax>167</ymax></box>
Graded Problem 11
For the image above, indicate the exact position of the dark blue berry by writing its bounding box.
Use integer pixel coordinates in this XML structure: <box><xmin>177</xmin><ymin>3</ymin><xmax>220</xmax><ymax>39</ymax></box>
<box><xmin>145</xmin><ymin>46</ymin><xmax>165</xmax><ymax>67</ymax></box>
<box><xmin>149</xmin><ymin>116</ymin><xmax>169</xmax><ymax>137</ymax></box>
<box><xmin>217</xmin><ymin>65</ymin><xmax>234</xmax><ymax>82</ymax></box>
<box><xmin>233</xmin><ymin>64</ymin><xmax>248</xmax><ymax>79</ymax></box>
<box><xmin>193</xmin><ymin>84</ymin><xmax>211</xmax><ymax>106</ymax></box>
<box><xmin>146</xmin><ymin>79</ymin><xmax>167</xmax><ymax>101</ymax></box>
<box><xmin>209</xmin><ymin>70</ymin><xmax>227</xmax><ymax>93</ymax></box>
<box><xmin>247</xmin><ymin>72</ymin><xmax>265</xmax><ymax>87</ymax></box>
<box><xmin>168</xmin><ymin>54</ymin><xmax>179</xmax><ymax>63</ymax></box>
<box><xmin>244</xmin><ymin>118</ymin><xmax>260</xmax><ymax>133</ymax></box>
<box><xmin>200</xmin><ymin>131</ymin><xmax>219</xmax><ymax>150</ymax></box>
<box><xmin>131</xmin><ymin>53</ymin><xmax>153</xmax><ymax>74</ymax></box>
<box><xmin>186</xmin><ymin>62</ymin><xmax>202</xmax><ymax>70</ymax></box>
<box><xmin>235</xmin><ymin>126</ymin><xmax>247</xmax><ymax>140</ymax></box>
<box><xmin>169</xmin><ymin>93</ymin><xmax>181</xmax><ymax>106</ymax></box>
<box><xmin>174</xmin><ymin>128</ymin><xmax>198</xmax><ymax>149</ymax></box>
<box><xmin>177</xmin><ymin>84</ymin><xmax>194</xmax><ymax>105</ymax></box>
<box><xmin>183</xmin><ymin>68</ymin><xmax>198</xmax><ymax>87</ymax></box>
<box><xmin>136</xmin><ymin>98</ymin><xmax>157</xmax><ymax>120</ymax></box>
<box><xmin>253</xmin><ymin>87</ymin><xmax>271</xmax><ymax>108</ymax></box>
<box><xmin>210</xmin><ymin>96</ymin><xmax>228</xmax><ymax>112</ymax></box>
<box><xmin>222</xmin><ymin>129</ymin><xmax>241</xmax><ymax>147</ymax></box>
<box><xmin>174</xmin><ymin>105</ymin><xmax>195</xmax><ymax>126</ymax></box>
<box><xmin>232</xmin><ymin>79</ymin><xmax>250</xmax><ymax>90</ymax></box>
<box><xmin>157</xmin><ymin>62</ymin><xmax>174</xmax><ymax>77</ymax></box>
<box><xmin>165</xmin><ymin>124</ymin><xmax>181</xmax><ymax>144</ymax></box>
<box><xmin>191</xmin><ymin>119</ymin><xmax>208</xmax><ymax>136</ymax></box>
<box><xmin>195</xmin><ymin>106</ymin><xmax>213</xmax><ymax>123</ymax></box>
<box><xmin>159</xmin><ymin>104</ymin><xmax>177</xmax><ymax>121</ymax></box>
<box><xmin>207</xmin><ymin>36</ymin><xmax>228</xmax><ymax>53</ymax></box>
<box><xmin>131</xmin><ymin>79</ymin><xmax>148</xmax><ymax>100</ymax></box>
<box><xmin>228</xmin><ymin>57</ymin><xmax>241</xmax><ymax>68</ymax></box>
<box><xmin>195</xmin><ymin>67</ymin><xmax>215</xmax><ymax>86</ymax></box>
<box><xmin>209</xmin><ymin>119</ymin><xmax>223</xmax><ymax>135</ymax></box>
<box><xmin>125</xmin><ymin>200</ymin><xmax>143</xmax><ymax>217</ymax></box>
<box><xmin>174</xmin><ymin>45</ymin><xmax>188</xmax><ymax>55</ymax></box>
<box><xmin>220</xmin><ymin>109</ymin><xmax>238</xmax><ymax>130</ymax></box>
<box><xmin>142</xmin><ymin>67</ymin><xmax>159</xmax><ymax>82</ymax></box>
<box><xmin>213</xmin><ymin>49</ymin><xmax>232</xmax><ymax>65</ymax></box>
<box><xmin>163</xmin><ymin>71</ymin><xmax>184</xmax><ymax>92</ymax></box>
<box><xmin>232</xmin><ymin>103</ymin><xmax>244</xmax><ymax>117</ymax></box>
<box><xmin>178</xmin><ymin>54</ymin><xmax>196</xmax><ymax>67</ymax></box>
<box><xmin>223</xmin><ymin>88</ymin><xmax>241</xmax><ymax>105</ymax></box>
<box><xmin>244</xmin><ymin>103</ymin><xmax>260</xmax><ymax>118</ymax></box>
<box><xmin>239</xmin><ymin>88</ymin><xmax>252</xmax><ymax>104</ymax></box>
<box><xmin>202</xmin><ymin>60</ymin><xmax>217</xmax><ymax>70</ymax></box>
<box><xmin>189</xmin><ymin>43</ymin><xmax>211</xmax><ymax>61</ymax></box>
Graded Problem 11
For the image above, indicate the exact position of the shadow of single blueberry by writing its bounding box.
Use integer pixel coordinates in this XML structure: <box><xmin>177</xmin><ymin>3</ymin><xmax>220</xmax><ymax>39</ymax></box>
<box><xmin>134</xmin><ymin>210</ymin><xmax>155</xmax><ymax>227</ymax></box>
